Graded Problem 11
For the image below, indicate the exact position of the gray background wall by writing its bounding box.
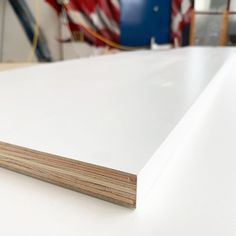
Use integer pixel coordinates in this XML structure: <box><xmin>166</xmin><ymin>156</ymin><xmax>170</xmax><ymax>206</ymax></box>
<box><xmin>0</xmin><ymin>0</ymin><xmax>103</xmax><ymax>62</ymax></box>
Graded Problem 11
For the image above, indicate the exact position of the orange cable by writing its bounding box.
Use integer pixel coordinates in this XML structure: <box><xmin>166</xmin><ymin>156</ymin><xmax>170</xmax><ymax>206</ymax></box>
<box><xmin>63</xmin><ymin>3</ymin><xmax>144</xmax><ymax>51</ymax></box>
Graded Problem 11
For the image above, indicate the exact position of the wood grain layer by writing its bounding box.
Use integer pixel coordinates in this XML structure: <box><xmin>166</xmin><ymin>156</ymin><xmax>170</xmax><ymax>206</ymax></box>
<box><xmin>0</xmin><ymin>141</ymin><xmax>137</xmax><ymax>208</ymax></box>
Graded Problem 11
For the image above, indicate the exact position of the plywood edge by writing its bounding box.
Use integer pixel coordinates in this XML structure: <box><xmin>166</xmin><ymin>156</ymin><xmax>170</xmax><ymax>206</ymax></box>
<box><xmin>0</xmin><ymin>141</ymin><xmax>137</xmax><ymax>208</ymax></box>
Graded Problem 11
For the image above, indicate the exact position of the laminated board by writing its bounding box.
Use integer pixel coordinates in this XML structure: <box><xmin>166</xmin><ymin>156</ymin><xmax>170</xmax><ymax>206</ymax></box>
<box><xmin>0</xmin><ymin>47</ymin><xmax>235</xmax><ymax>207</ymax></box>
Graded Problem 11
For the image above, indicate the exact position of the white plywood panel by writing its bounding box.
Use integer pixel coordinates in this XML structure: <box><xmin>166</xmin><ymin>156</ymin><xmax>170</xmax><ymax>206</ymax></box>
<box><xmin>0</xmin><ymin>47</ymin><xmax>232</xmax><ymax>172</ymax></box>
<box><xmin>0</xmin><ymin>53</ymin><xmax>236</xmax><ymax>234</ymax></box>
<box><xmin>0</xmin><ymin>47</ymin><xmax>235</xmax><ymax>207</ymax></box>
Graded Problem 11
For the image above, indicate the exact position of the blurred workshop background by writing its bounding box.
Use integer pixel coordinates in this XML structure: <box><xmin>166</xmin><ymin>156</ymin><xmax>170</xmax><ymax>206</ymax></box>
<box><xmin>0</xmin><ymin>0</ymin><xmax>235</xmax><ymax>63</ymax></box>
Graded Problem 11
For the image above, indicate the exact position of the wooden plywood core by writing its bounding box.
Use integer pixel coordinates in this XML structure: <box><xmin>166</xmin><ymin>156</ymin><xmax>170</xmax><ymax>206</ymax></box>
<box><xmin>0</xmin><ymin>141</ymin><xmax>137</xmax><ymax>207</ymax></box>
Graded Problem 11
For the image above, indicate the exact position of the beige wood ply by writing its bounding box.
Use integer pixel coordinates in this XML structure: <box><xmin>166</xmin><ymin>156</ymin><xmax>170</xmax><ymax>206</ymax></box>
<box><xmin>0</xmin><ymin>63</ymin><xmax>33</xmax><ymax>71</ymax></box>
<box><xmin>0</xmin><ymin>141</ymin><xmax>136</xmax><ymax>207</ymax></box>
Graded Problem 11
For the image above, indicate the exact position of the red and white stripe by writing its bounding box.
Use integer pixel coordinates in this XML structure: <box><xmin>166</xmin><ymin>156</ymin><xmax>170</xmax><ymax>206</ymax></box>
<box><xmin>171</xmin><ymin>0</ymin><xmax>193</xmax><ymax>46</ymax></box>
<box><xmin>46</xmin><ymin>0</ymin><xmax>120</xmax><ymax>47</ymax></box>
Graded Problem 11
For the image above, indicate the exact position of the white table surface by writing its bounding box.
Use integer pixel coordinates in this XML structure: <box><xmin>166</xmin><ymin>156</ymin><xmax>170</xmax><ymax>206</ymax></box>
<box><xmin>1</xmin><ymin>48</ymin><xmax>236</xmax><ymax>235</ymax></box>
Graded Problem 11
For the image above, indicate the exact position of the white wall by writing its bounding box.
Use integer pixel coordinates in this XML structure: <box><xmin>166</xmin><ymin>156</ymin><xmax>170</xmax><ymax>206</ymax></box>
<box><xmin>0</xmin><ymin>0</ymin><xmax>103</xmax><ymax>62</ymax></box>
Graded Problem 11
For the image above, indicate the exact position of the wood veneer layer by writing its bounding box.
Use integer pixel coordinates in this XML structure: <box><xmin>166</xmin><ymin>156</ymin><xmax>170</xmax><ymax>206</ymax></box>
<box><xmin>0</xmin><ymin>141</ymin><xmax>137</xmax><ymax>208</ymax></box>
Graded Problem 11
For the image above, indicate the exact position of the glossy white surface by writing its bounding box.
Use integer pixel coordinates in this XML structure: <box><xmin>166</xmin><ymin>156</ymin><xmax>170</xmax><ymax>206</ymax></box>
<box><xmin>0</xmin><ymin>47</ymin><xmax>235</xmax><ymax>175</ymax></box>
<box><xmin>1</xmin><ymin>53</ymin><xmax>236</xmax><ymax>235</ymax></box>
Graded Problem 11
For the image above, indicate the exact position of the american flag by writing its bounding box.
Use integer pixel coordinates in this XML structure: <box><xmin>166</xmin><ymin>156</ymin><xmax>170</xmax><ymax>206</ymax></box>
<box><xmin>46</xmin><ymin>0</ymin><xmax>120</xmax><ymax>47</ymax></box>
<box><xmin>46</xmin><ymin>0</ymin><xmax>193</xmax><ymax>48</ymax></box>
<box><xmin>171</xmin><ymin>0</ymin><xmax>193</xmax><ymax>46</ymax></box>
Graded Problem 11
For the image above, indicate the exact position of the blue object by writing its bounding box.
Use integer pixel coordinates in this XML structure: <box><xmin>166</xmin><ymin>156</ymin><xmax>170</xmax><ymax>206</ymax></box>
<box><xmin>120</xmin><ymin>0</ymin><xmax>171</xmax><ymax>47</ymax></box>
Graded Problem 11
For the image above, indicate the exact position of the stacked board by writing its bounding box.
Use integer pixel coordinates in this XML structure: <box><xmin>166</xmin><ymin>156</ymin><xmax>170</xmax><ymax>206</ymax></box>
<box><xmin>0</xmin><ymin>47</ymin><xmax>235</xmax><ymax>208</ymax></box>
<box><xmin>0</xmin><ymin>142</ymin><xmax>136</xmax><ymax>207</ymax></box>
